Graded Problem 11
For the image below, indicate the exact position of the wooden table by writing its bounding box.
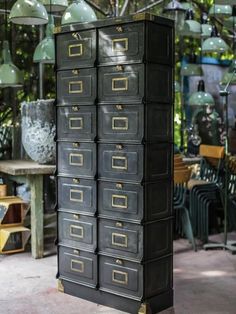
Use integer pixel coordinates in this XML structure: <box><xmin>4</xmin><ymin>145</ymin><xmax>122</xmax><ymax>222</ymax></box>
<box><xmin>0</xmin><ymin>160</ymin><xmax>55</xmax><ymax>259</ymax></box>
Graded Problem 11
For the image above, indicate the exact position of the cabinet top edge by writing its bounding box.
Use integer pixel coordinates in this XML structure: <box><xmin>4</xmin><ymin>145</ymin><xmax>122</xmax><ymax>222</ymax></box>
<box><xmin>54</xmin><ymin>13</ymin><xmax>174</xmax><ymax>35</ymax></box>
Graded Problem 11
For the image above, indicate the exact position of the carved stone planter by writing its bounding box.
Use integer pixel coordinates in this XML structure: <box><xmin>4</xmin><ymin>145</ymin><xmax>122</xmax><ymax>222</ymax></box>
<box><xmin>21</xmin><ymin>99</ymin><xmax>56</xmax><ymax>164</ymax></box>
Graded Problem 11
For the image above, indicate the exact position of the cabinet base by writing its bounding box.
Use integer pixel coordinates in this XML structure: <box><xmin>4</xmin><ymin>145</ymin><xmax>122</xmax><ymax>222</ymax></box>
<box><xmin>59</xmin><ymin>279</ymin><xmax>173</xmax><ymax>314</ymax></box>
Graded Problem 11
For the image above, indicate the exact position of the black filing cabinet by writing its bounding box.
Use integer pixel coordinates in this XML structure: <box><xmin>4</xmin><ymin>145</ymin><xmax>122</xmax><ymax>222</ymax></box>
<box><xmin>55</xmin><ymin>13</ymin><xmax>174</xmax><ymax>314</ymax></box>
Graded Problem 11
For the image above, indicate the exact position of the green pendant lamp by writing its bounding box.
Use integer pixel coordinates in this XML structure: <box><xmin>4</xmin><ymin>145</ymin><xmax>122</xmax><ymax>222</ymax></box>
<box><xmin>33</xmin><ymin>15</ymin><xmax>55</xmax><ymax>63</ymax></box>
<box><xmin>189</xmin><ymin>80</ymin><xmax>215</xmax><ymax>106</ymax></box>
<box><xmin>215</xmin><ymin>0</ymin><xmax>235</xmax><ymax>4</ymax></box>
<box><xmin>201</xmin><ymin>12</ymin><xmax>212</xmax><ymax>38</ymax></box>
<box><xmin>9</xmin><ymin>0</ymin><xmax>48</xmax><ymax>25</ymax></box>
<box><xmin>163</xmin><ymin>0</ymin><xmax>186</xmax><ymax>33</ymax></box>
<box><xmin>181</xmin><ymin>2</ymin><xmax>195</xmax><ymax>13</ymax></box>
<box><xmin>0</xmin><ymin>41</ymin><xmax>24</xmax><ymax>88</ymax></box>
<box><xmin>40</xmin><ymin>0</ymin><xmax>68</xmax><ymax>12</ymax></box>
<box><xmin>61</xmin><ymin>0</ymin><xmax>97</xmax><ymax>25</ymax></box>
<box><xmin>224</xmin><ymin>16</ymin><xmax>236</xmax><ymax>30</ymax></box>
<box><xmin>181</xmin><ymin>54</ymin><xmax>203</xmax><ymax>76</ymax></box>
<box><xmin>202</xmin><ymin>25</ymin><xmax>229</xmax><ymax>53</ymax></box>
<box><xmin>0</xmin><ymin>0</ymin><xmax>23</xmax><ymax>88</ymax></box>
<box><xmin>181</xmin><ymin>9</ymin><xmax>201</xmax><ymax>38</ymax></box>
<box><xmin>209</xmin><ymin>4</ymin><xmax>232</xmax><ymax>18</ymax></box>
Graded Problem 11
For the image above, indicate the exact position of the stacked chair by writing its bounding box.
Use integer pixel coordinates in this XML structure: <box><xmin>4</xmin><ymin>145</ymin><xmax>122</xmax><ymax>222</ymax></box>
<box><xmin>174</xmin><ymin>155</ymin><xmax>196</xmax><ymax>251</ymax></box>
<box><xmin>188</xmin><ymin>145</ymin><xmax>225</xmax><ymax>243</ymax></box>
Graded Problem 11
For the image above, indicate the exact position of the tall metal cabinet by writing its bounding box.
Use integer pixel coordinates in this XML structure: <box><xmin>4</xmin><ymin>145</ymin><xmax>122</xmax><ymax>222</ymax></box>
<box><xmin>55</xmin><ymin>13</ymin><xmax>174</xmax><ymax>314</ymax></box>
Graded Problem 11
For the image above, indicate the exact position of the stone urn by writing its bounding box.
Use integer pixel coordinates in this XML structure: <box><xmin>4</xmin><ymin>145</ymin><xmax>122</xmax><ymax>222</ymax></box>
<box><xmin>21</xmin><ymin>99</ymin><xmax>56</xmax><ymax>164</ymax></box>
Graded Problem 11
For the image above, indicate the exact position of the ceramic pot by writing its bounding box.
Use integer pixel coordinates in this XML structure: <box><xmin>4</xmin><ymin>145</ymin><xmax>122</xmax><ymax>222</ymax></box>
<box><xmin>21</xmin><ymin>99</ymin><xmax>56</xmax><ymax>164</ymax></box>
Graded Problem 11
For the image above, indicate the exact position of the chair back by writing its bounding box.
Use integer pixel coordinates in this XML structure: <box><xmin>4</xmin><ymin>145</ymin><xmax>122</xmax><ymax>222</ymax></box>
<box><xmin>174</xmin><ymin>168</ymin><xmax>191</xmax><ymax>185</ymax></box>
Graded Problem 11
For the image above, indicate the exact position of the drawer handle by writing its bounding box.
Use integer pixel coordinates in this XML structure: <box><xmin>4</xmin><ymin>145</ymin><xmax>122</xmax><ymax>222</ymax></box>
<box><xmin>116</xmin><ymin>183</ymin><xmax>123</xmax><ymax>189</ymax></box>
<box><xmin>115</xmin><ymin>105</ymin><xmax>123</xmax><ymax>110</ymax></box>
<box><xmin>69</xmin><ymin>117</ymin><xmax>83</xmax><ymax>130</ymax></box>
<box><xmin>70</xmin><ymin>225</ymin><xmax>84</xmax><ymax>239</ymax></box>
<box><xmin>115</xmin><ymin>222</ymin><xmax>123</xmax><ymax>228</ymax></box>
<box><xmin>70</xmin><ymin>189</ymin><xmax>83</xmax><ymax>203</ymax></box>
<box><xmin>116</xmin><ymin>26</ymin><xmax>123</xmax><ymax>33</ymax></box>
<box><xmin>72</xmin><ymin>106</ymin><xmax>80</xmax><ymax>112</ymax></box>
<box><xmin>69</xmin><ymin>153</ymin><xmax>83</xmax><ymax>166</ymax></box>
<box><xmin>112</xmin><ymin>194</ymin><xmax>128</xmax><ymax>209</ymax></box>
<box><xmin>73</xmin><ymin>249</ymin><xmax>80</xmax><ymax>255</ymax></box>
<box><xmin>72</xmin><ymin>32</ymin><xmax>81</xmax><ymax>40</ymax></box>
<box><xmin>112</xmin><ymin>270</ymin><xmax>128</xmax><ymax>285</ymax></box>
<box><xmin>116</xmin><ymin>259</ymin><xmax>123</xmax><ymax>265</ymax></box>
<box><xmin>115</xmin><ymin>65</ymin><xmax>124</xmax><ymax>71</ymax></box>
<box><xmin>71</xmin><ymin>259</ymin><xmax>84</xmax><ymax>273</ymax></box>
<box><xmin>112</xmin><ymin>156</ymin><xmax>127</xmax><ymax>170</ymax></box>
<box><xmin>112</xmin><ymin>38</ymin><xmax>128</xmax><ymax>52</ymax></box>
<box><xmin>73</xmin><ymin>214</ymin><xmax>80</xmax><ymax>220</ymax></box>
<box><xmin>72</xmin><ymin>69</ymin><xmax>79</xmax><ymax>75</ymax></box>
<box><xmin>69</xmin><ymin>43</ymin><xmax>83</xmax><ymax>57</ymax></box>
<box><xmin>69</xmin><ymin>81</ymin><xmax>83</xmax><ymax>94</ymax></box>
<box><xmin>112</xmin><ymin>117</ymin><xmax>128</xmax><ymax>131</ymax></box>
<box><xmin>72</xmin><ymin>142</ymin><xmax>80</xmax><ymax>147</ymax></box>
<box><xmin>73</xmin><ymin>178</ymin><xmax>80</xmax><ymax>184</ymax></box>
<box><xmin>112</xmin><ymin>77</ymin><xmax>128</xmax><ymax>91</ymax></box>
<box><xmin>116</xmin><ymin>144</ymin><xmax>123</xmax><ymax>150</ymax></box>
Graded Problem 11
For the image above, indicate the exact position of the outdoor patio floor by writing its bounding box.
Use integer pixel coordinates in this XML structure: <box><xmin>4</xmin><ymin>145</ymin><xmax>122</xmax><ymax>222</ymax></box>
<box><xmin>0</xmin><ymin>235</ymin><xmax>236</xmax><ymax>314</ymax></box>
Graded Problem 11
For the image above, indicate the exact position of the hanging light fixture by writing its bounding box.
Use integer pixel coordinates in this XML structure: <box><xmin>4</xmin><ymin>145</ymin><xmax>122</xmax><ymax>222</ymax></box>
<box><xmin>181</xmin><ymin>9</ymin><xmax>202</xmax><ymax>38</ymax></box>
<box><xmin>209</xmin><ymin>4</ymin><xmax>232</xmax><ymax>18</ymax></box>
<box><xmin>0</xmin><ymin>0</ymin><xmax>23</xmax><ymax>88</ymax></box>
<box><xmin>61</xmin><ymin>0</ymin><xmax>97</xmax><ymax>25</ymax></box>
<box><xmin>201</xmin><ymin>12</ymin><xmax>212</xmax><ymax>38</ymax></box>
<box><xmin>202</xmin><ymin>25</ymin><xmax>229</xmax><ymax>53</ymax></box>
<box><xmin>214</xmin><ymin>0</ymin><xmax>235</xmax><ymax>5</ymax></box>
<box><xmin>189</xmin><ymin>80</ymin><xmax>215</xmax><ymax>106</ymax></box>
<box><xmin>40</xmin><ymin>0</ymin><xmax>68</xmax><ymax>12</ymax></box>
<box><xmin>9</xmin><ymin>0</ymin><xmax>48</xmax><ymax>25</ymax></box>
<box><xmin>181</xmin><ymin>2</ymin><xmax>195</xmax><ymax>13</ymax></box>
<box><xmin>181</xmin><ymin>54</ymin><xmax>203</xmax><ymax>76</ymax></box>
<box><xmin>163</xmin><ymin>0</ymin><xmax>186</xmax><ymax>33</ymax></box>
<box><xmin>33</xmin><ymin>15</ymin><xmax>55</xmax><ymax>63</ymax></box>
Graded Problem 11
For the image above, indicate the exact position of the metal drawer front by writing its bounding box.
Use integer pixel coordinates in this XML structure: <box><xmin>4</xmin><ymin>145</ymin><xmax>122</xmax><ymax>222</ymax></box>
<box><xmin>58</xmin><ymin>211</ymin><xmax>97</xmax><ymax>251</ymax></box>
<box><xmin>99</xmin><ymin>256</ymin><xmax>143</xmax><ymax>299</ymax></box>
<box><xmin>98</xmin><ymin>104</ymin><xmax>144</xmax><ymax>143</ymax></box>
<box><xmin>57</xmin><ymin>68</ymin><xmax>97</xmax><ymax>105</ymax></box>
<box><xmin>56</xmin><ymin>30</ymin><xmax>96</xmax><ymax>70</ymax></box>
<box><xmin>57</xmin><ymin>105</ymin><xmax>96</xmax><ymax>141</ymax></box>
<box><xmin>58</xmin><ymin>177</ymin><xmax>97</xmax><ymax>215</ymax></box>
<box><xmin>98</xmin><ymin>181</ymin><xmax>143</xmax><ymax>222</ymax></box>
<box><xmin>98</xmin><ymin>64</ymin><xmax>144</xmax><ymax>104</ymax></box>
<box><xmin>99</xmin><ymin>219</ymin><xmax>143</xmax><ymax>260</ymax></box>
<box><xmin>98</xmin><ymin>144</ymin><xmax>143</xmax><ymax>182</ymax></box>
<box><xmin>98</xmin><ymin>23</ymin><xmax>144</xmax><ymax>65</ymax></box>
<box><xmin>57</xmin><ymin>142</ymin><xmax>96</xmax><ymax>178</ymax></box>
<box><xmin>58</xmin><ymin>245</ymin><xmax>97</xmax><ymax>287</ymax></box>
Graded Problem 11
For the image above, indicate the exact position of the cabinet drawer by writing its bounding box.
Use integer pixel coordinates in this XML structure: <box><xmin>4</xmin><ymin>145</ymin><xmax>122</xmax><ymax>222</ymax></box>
<box><xmin>57</xmin><ymin>142</ymin><xmax>96</xmax><ymax>178</ymax></box>
<box><xmin>58</xmin><ymin>211</ymin><xmax>97</xmax><ymax>251</ymax></box>
<box><xmin>58</xmin><ymin>177</ymin><xmax>97</xmax><ymax>215</ymax></box>
<box><xmin>98</xmin><ymin>23</ymin><xmax>144</xmax><ymax>66</ymax></box>
<box><xmin>98</xmin><ymin>180</ymin><xmax>172</xmax><ymax>222</ymax></box>
<box><xmin>98</xmin><ymin>104</ymin><xmax>173</xmax><ymax>143</ymax></box>
<box><xmin>58</xmin><ymin>245</ymin><xmax>97</xmax><ymax>287</ymax></box>
<box><xmin>57</xmin><ymin>68</ymin><xmax>97</xmax><ymax>106</ymax></box>
<box><xmin>98</xmin><ymin>143</ymin><xmax>172</xmax><ymax>182</ymax></box>
<box><xmin>56</xmin><ymin>30</ymin><xmax>96</xmax><ymax>70</ymax></box>
<box><xmin>99</xmin><ymin>255</ymin><xmax>172</xmax><ymax>300</ymax></box>
<box><xmin>57</xmin><ymin>105</ymin><xmax>96</xmax><ymax>141</ymax></box>
<box><xmin>99</xmin><ymin>219</ymin><xmax>143</xmax><ymax>260</ymax></box>
<box><xmin>98</xmin><ymin>64</ymin><xmax>144</xmax><ymax>104</ymax></box>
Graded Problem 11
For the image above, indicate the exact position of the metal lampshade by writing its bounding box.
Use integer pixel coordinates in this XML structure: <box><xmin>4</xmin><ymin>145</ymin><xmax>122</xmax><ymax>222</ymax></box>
<box><xmin>201</xmin><ymin>13</ymin><xmax>212</xmax><ymax>38</ymax></box>
<box><xmin>209</xmin><ymin>5</ymin><xmax>232</xmax><ymax>18</ymax></box>
<box><xmin>214</xmin><ymin>0</ymin><xmax>235</xmax><ymax>5</ymax></box>
<box><xmin>61</xmin><ymin>0</ymin><xmax>97</xmax><ymax>25</ymax></box>
<box><xmin>181</xmin><ymin>9</ymin><xmax>201</xmax><ymax>38</ymax></box>
<box><xmin>202</xmin><ymin>26</ymin><xmax>229</xmax><ymax>53</ymax></box>
<box><xmin>9</xmin><ymin>0</ymin><xmax>48</xmax><ymax>25</ymax></box>
<box><xmin>0</xmin><ymin>41</ymin><xmax>23</xmax><ymax>88</ymax></box>
<box><xmin>181</xmin><ymin>54</ymin><xmax>203</xmax><ymax>77</ymax></box>
<box><xmin>33</xmin><ymin>15</ymin><xmax>55</xmax><ymax>63</ymax></box>
<box><xmin>163</xmin><ymin>0</ymin><xmax>186</xmax><ymax>32</ymax></box>
<box><xmin>40</xmin><ymin>0</ymin><xmax>68</xmax><ymax>12</ymax></box>
<box><xmin>189</xmin><ymin>80</ymin><xmax>215</xmax><ymax>106</ymax></box>
<box><xmin>224</xmin><ymin>16</ymin><xmax>236</xmax><ymax>30</ymax></box>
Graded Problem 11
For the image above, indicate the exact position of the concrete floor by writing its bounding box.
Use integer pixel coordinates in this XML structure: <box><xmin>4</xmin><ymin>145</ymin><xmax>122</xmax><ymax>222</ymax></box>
<box><xmin>0</xmin><ymin>236</ymin><xmax>236</xmax><ymax>314</ymax></box>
